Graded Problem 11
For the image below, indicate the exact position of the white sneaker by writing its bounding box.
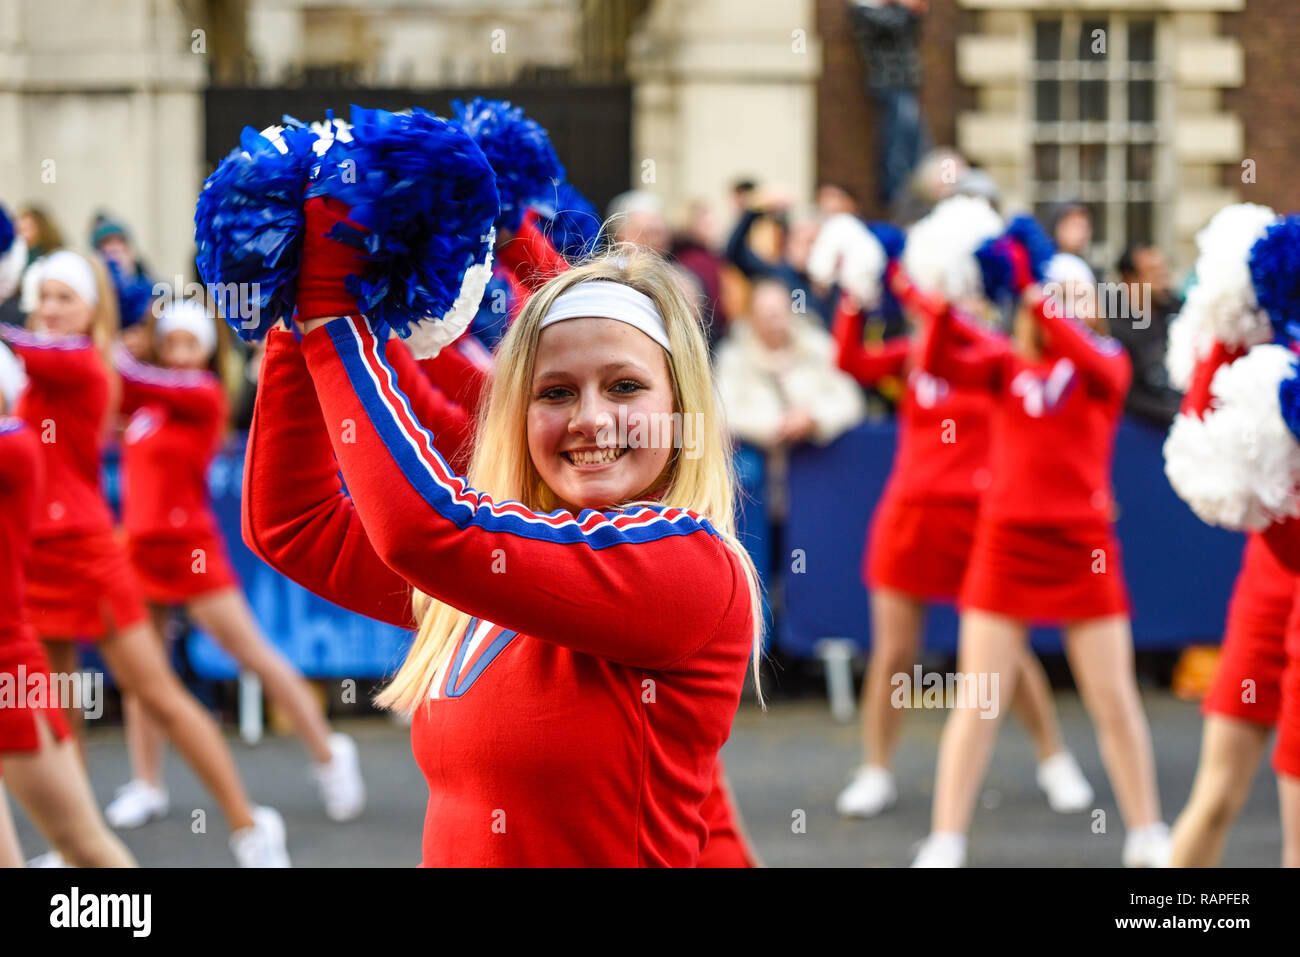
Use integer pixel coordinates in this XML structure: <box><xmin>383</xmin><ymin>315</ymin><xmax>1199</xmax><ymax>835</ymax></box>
<box><xmin>312</xmin><ymin>733</ymin><xmax>366</xmax><ymax>822</ymax></box>
<box><xmin>1036</xmin><ymin>751</ymin><xmax>1094</xmax><ymax>814</ymax></box>
<box><xmin>230</xmin><ymin>806</ymin><xmax>292</xmax><ymax>868</ymax></box>
<box><xmin>1123</xmin><ymin>822</ymin><xmax>1172</xmax><ymax>868</ymax></box>
<box><xmin>27</xmin><ymin>851</ymin><xmax>68</xmax><ymax>868</ymax></box>
<box><xmin>911</xmin><ymin>831</ymin><xmax>967</xmax><ymax>868</ymax></box>
<box><xmin>105</xmin><ymin>779</ymin><xmax>170</xmax><ymax>829</ymax></box>
<box><xmin>835</xmin><ymin>765</ymin><xmax>898</xmax><ymax>818</ymax></box>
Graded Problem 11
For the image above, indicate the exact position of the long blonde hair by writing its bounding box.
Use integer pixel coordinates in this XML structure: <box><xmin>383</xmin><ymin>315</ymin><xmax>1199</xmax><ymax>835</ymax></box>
<box><xmin>376</xmin><ymin>247</ymin><xmax>765</xmax><ymax>714</ymax></box>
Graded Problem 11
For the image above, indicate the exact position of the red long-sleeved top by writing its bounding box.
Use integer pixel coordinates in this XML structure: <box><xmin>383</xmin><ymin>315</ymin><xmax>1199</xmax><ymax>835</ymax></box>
<box><xmin>0</xmin><ymin>417</ymin><xmax>43</xmax><ymax>655</ymax></box>
<box><xmin>832</xmin><ymin>294</ymin><xmax>995</xmax><ymax>503</ymax></box>
<box><xmin>920</xmin><ymin>296</ymin><xmax>1132</xmax><ymax>524</ymax></box>
<box><xmin>255</xmin><ymin>316</ymin><xmax>752</xmax><ymax>866</ymax></box>
<box><xmin>0</xmin><ymin>326</ymin><xmax>115</xmax><ymax>539</ymax></box>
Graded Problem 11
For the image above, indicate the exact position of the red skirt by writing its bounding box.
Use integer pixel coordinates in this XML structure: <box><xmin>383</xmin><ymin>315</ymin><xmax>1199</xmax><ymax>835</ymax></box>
<box><xmin>1203</xmin><ymin>535</ymin><xmax>1294</xmax><ymax>726</ymax></box>
<box><xmin>1273</xmin><ymin>590</ymin><xmax>1300</xmax><ymax>778</ymax></box>
<box><xmin>127</xmin><ymin>530</ymin><xmax>240</xmax><ymax>605</ymax></box>
<box><xmin>958</xmin><ymin>517</ymin><xmax>1131</xmax><ymax>625</ymax></box>
<box><xmin>865</xmin><ymin>497</ymin><xmax>979</xmax><ymax>603</ymax></box>
<box><xmin>24</xmin><ymin>530</ymin><xmax>149</xmax><ymax>641</ymax></box>
<box><xmin>0</xmin><ymin>631</ymin><xmax>73</xmax><ymax>755</ymax></box>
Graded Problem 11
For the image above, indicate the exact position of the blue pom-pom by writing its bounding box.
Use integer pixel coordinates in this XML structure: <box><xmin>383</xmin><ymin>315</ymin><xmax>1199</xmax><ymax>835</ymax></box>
<box><xmin>0</xmin><ymin>205</ymin><xmax>14</xmax><ymax>257</ymax></box>
<box><xmin>531</xmin><ymin>182</ymin><xmax>603</xmax><ymax>258</ymax></box>
<box><xmin>308</xmin><ymin>105</ymin><xmax>500</xmax><ymax>340</ymax></box>
<box><xmin>1280</xmin><ymin>354</ymin><xmax>1300</xmax><ymax>443</ymax></box>
<box><xmin>452</xmin><ymin>98</ymin><xmax>564</xmax><ymax>233</ymax></box>
<box><xmin>866</xmin><ymin>221</ymin><xmax>905</xmax><ymax>261</ymax></box>
<box><xmin>1005</xmin><ymin>214</ymin><xmax>1055</xmax><ymax>281</ymax></box>
<box><xmin>105</xmin><ymin>258</ymin><xmax>156</xmax><ymax>328</ymax></box>
<box><xmin>194</xmin><ymin>121</ymin><xmax>317</xmax><ymax>340</ymax></box>
<box><xmin>1250</xmin><ymin>215</ymin><xmax>1300</xmax><ymax>347</ymax></box>
<box><xmin>975</xmin><ymin>235</ymin><xmax>1017</xmax><ymax>306</ymax></box>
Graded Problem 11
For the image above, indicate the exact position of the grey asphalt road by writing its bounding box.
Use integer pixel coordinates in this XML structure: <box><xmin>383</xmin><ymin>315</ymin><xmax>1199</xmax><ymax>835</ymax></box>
<box><xmin>9</xmin><ymin>689</ymin><xmax>1282</xmax><ymax>867</ymax></box>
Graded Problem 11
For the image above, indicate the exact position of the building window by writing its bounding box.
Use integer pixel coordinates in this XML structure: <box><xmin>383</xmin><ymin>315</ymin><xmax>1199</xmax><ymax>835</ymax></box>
<box><xmin>1031</xmin><ymin>14</ymin><xmax>1164</xmax><ymax>277</ymax></box>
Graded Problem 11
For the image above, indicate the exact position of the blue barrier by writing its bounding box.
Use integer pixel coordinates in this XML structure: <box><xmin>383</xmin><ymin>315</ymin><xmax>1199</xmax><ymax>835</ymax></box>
<box><xmin>779</xmin><ymin>419</ymin><xmax>1244</xmax><ymax>657</ymax></box>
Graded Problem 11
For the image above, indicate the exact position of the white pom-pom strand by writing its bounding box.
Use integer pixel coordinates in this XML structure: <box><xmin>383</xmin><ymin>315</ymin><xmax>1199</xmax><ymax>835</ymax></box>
<box><xmin>1164</xmin><ymin>343</ymin><xmax>1300</xmax><ymax>531</ymax></box>
<box><xmin>901</xmin><ymin>195</ymin><xmax>1003</xmax><ymax>301</ymax></box>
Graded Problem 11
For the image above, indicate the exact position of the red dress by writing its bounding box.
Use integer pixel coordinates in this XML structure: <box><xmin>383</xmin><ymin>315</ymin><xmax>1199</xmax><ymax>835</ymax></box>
<box><xmin>833</xmin><ymin>295</ymin><xmax>993</xmax><ymax>601</ymax></box>
<box><xmin>0</xmin><ymin>327</ymin><xmax>147</xmax><ymax>639</ymax></box>
<box><xmin>920</xmin><ymin>299</ymin><xmax>1133</xmax><ymax>624</ymax></box>
<box><xmin>0</xmin><ymin>417</ymin><xmax>72</xmax><ymax>755</ymax></box>
<box><xmin>244</xmin><ymin>321</ymin><xmax>754</xmax><ymax>866</ymax></box>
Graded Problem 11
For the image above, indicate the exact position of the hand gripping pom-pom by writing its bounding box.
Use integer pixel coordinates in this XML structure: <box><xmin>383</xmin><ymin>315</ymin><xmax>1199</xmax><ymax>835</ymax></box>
<box><xmin>307</xmin><ymin>105</ymin><xmax>501</xmax><ymax>355</ymax></box>
<box><xmin>452</xmin><ymin>98</ymin><xmax>564</xmax><ymax>234</ymax></box>
<box><xmin>194</xmin><ymin>121</ymin><xmax>319</xmax><ymax>340</ymax></box>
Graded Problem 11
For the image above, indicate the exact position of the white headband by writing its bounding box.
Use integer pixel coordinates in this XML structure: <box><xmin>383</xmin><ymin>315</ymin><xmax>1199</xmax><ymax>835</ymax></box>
<box><xmin>37</xmin><ymin>250</ymin><xmax>99</xmax><ymax>306</ymax></box>
<box><xmin>539</xmin><ymin>280</ymin><xmax>671</xmax><ymax>353</ymax></box>
<box><xmin>0</xmin><ymin>341</ymin><xmax>27</xmax><ymax>410</ymax></box>
<box><xmin>156</xmin><ymin>299</ymin><xmax>217</xmax><ymax>357</ymax></box>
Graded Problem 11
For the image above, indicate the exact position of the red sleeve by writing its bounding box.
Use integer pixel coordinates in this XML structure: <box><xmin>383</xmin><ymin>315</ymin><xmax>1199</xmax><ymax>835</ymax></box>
<box><xmin>947</xmin><ymin>307</ymin><xmax>1002</xmax><ymax>348</ymax></box>
<box><xmin>383</xmin><ymin>339</ymin><xmax>474</xmax><ymax>471</ymax></box>
<box><xmin>1181</xmin><ymin>341</ymin><xmax>1246</xmax><ymax>418</ymax></box>
<box><xmin>918</xmin><ymin>305</ymin><xmax>1009</xmax><ymax>391</ymax></box>
<box><xmin>242</xmin><ymin>329</ymin><xmax>415</xmax><ymax>629</ymax></box>
<box><xmin>299</xmin><ymin>314</ymin><xmax>748</xmax><ymax>670</ymax></box>
<box><xmin>115</xmin><ymin>345</ymin><xmax>226</xmax><ymax>421</ymax></box>
<box><xmin>0</xmin><ymin>420</ymin><xmax>40</xmax><ymax>494</ymax></box>
<box><xmin>415</xmin><ymin>337</ymin><xmax>492</xmax><ymax>422</ymax></box>
<box><xmin>1030</xmin><ymin>295</ymin><xmax>1132</xmax><ymax>400</ymax></box>
<box><xmin>495</xmin><ymin>209</ymin><xmax>570</xmax><ymax>293</ymax></box>
<box><xmin>831</xmin><ymin>293</ymin><xmax>909</xmax><ymax>386</ymax></box>
<box><xmin>1262</xmin><ymin>518</ymin><xmax>1300</xmax><ymax>575</ymax></box>
<box><xmin>0</xmin><ymin>325</ymin><xmax>101</xmax><ymax>387</ymax></box>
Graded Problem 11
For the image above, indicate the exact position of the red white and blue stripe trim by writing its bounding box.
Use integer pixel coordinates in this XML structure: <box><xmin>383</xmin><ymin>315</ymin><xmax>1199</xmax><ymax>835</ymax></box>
<box><xmin>114</xmin><ymin>343</ymin><xmax>217</xmax><ymax>389</ymax></box>
<box><xmin>0</xmin><ymin>325</ymin><xmax>92</xmax><ymax>351</ymax></box>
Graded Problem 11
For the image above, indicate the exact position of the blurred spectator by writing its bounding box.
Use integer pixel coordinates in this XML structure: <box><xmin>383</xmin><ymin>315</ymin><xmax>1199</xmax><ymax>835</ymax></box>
<box><xmin>726</xmin><ymin>189</ymin><xmax>834</xmax><ymax>322</ymax></box>
<box><xmin>893</xmin><ymin>147</ymin><xmax>966</xmax><ymax>224</ymax></box>
<box><xmin>1050</xmin><ymin>201</ymin><xmax>1093</xmax><ymax>259</ymax></box>
<box><xmin>731</xmin><ymin>178</ymin><xmax>758</xmax><ymax>218</ymax></box>
<box><xmin>817</xmin><ymin>182</ymin><xmax>861</xmax><ymax>218</ymax></box>
<box><xmin>1111</xmin><ymin>243</ymin><xmax>1184</xmax><ymax>426</ymax></box>
<box><xmin>89</xmin><ymin>210</ymin><xmax>151</xmax><ymax>281</ymax></box>
<box><xmin>954</xmin><ymin>167</ymin><xmax>1001</xmax><ymax>210</ymax></box>
<box><xmin>848</xmin><ymin>0</ymin><xmax>930</xmax><ymax>208</ymax></box>
<box><xmin>715</xmin><ymin>277</ymin><xmax>865</xmax><ymax>451</ymax></box>
<box><xmin>17</xmin><ymin>205</ymin><xmax>64</xmax><ymax>264</ymax></box>
<box><xmin>671</xmin><ymin>199</ymin><xmax>731</xmax><ymax>348</ymax></box>
<box><xmin>606</xmin><ymin>190</ymin><xmax>670</xmax><ymax>255</ymax></box>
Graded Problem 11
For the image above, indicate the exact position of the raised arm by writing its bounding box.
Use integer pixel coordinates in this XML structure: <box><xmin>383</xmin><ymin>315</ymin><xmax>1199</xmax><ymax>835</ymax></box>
<box><xmin>1028</xmin><ymin>292</ymin><xmax>1132</xmax><ymax>400</ymax></box>
<box><xmin>242</xmin><ymin>328</ymin><xmax>415</xmax><ymax>629</ymax></box>
<box><xmin>414</xmin><ymin>335</ymin><xmax>492</xmax><ymax>422</ymax></box>
<box><xmin>0</xmin><ymin>325</ymin><xmax>101</xmax><ymax>388</ymax></box>
<box><xmin>383</xmin><ymin>337</ymin><xmax>475</xmax><ymax>470</ymax></box>
<box><xmin>831</xmin><ymin>292</ymin><xmax>910</xmax><ymax>386</ymax></box>
<box><xmin>115</xmin><ymin>344</ymin><xmax>226</xmax><ymax>421</ymax></box>
<box><xmin>299</xmin><ymin>314</ymin><xmax>748</xmax><ymax>670</ymax></box>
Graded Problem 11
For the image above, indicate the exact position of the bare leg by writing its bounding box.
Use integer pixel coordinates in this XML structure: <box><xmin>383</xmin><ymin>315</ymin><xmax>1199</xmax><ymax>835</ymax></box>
<box><xmin>98</xmin><ymin>620</ymin><xmax>255</xmax><ymax>831</ymax></box>
<box><xmin>1063</xmin><ymin>615</ymin><xmax>1161</xmax><ymax>829</ymax></box>
<box><xmin>41</xmin><ymin>641</ymin><xmax>84</xmax><ymax>765</ymax></box>
<box><xmin>0</xmin><ymin>782</ymin><xmax>22</xmax><ymax>867</ymax></box>
<box><xmin>1169</xmin><ymin>715</ymin><xmax>1271</xmax><ymax>867</ymax></box>
<box><xmin>861</xmin><ymin>589</ymin><xmax>925</xmax><ymax>769</ymax></box>
<box><xmin>1009</xmin><ymin>647</ymin><xmax>1064</xmax><ymax>761</ymax></box>
<box><xmin>4</xmin><ymin>716</ymin><xmax>136</xmax><ymax>867</ymax></box>
<box><xmin>187</xmin><ymin>589</ymin><xmax>332</xmax><ymax>764</ymax></box>
<box><xmin>931</xmin><ymin>609</ymin><xmax>1027</xmax><ymax>834</ymax></box>
<box><xmin>118</xmin><ymin>603</ymin><xmax>172</xmax><ymax>788</ymax></box>
<box><xmin>1280</xmin><ymin>773</ymin><xmax>1300</xmax><ymax>868</ymax></box>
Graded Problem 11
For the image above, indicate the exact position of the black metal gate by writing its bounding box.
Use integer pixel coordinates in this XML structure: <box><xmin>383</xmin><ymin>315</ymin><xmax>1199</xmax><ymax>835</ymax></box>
<box><xmin>204</xmin><ymin>84</ymin><xmax>633</xmax><ymax>217</ymax></box>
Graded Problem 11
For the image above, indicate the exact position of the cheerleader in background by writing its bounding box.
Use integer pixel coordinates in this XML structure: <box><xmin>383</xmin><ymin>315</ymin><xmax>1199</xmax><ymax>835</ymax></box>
<box><xmin>0</xmin><ymin>250</ymin><xmax>288</xmax><ymax>866</ymax></box>
<box><xmin>105</xmin><ymin>299</ymin><xmax>364</xmax><ymax>830</ymax></box>
<box><xmin>908</xmin><ymin>254</ymin><xmax>1167</xmax><ymax>867</ymax></box>
<box><xmin>831</xmin><ymin>287</ymin><xmax>1092</xmax><ymax>818</ymax></box>
<box><xmin>0</xmin><ymin>342</ymin><xmax>135</xmax><ymax>867</ymax></box>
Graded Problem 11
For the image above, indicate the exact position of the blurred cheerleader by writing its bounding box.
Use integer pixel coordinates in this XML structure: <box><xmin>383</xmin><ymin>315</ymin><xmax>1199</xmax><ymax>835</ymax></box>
<box><xmin>0</xmin><ymin>250</ymin><xmax>288</xmax><ymax>866</ymax></box>
<box><xmin>106</xmin><ymin>299</ymin><xmax>364</xmax><ymax>829</ymax></box>
<box><xmin>831</xmin><ymin>287</ymin><xmax>1092</xmax><ymax>818</ymax></box>
<box><xmin>907</xmin><ymin>253</ymin><xmax>1167</xmax><ymax>867</ymax></box>
<box><xmin>0</xmin><ymin>342</ymin><xmax>134</xmax><ymax>867</ymax></box>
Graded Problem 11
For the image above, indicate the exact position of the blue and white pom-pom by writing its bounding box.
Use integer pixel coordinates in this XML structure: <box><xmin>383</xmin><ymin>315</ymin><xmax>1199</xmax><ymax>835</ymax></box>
<box><xmin>309</xmin><ymin>105</ymin><xmax>501</xmax><ymax>359</ymax></box>
<box><xmin>1191</xmin><ymin>203</ymin><xmax>1278</xmax><ymax>347</ymax></box>
<box><xmin>0</xmin><ymin>205</ymin><xmax>28</xmax><ymax>303</ymax></box>
<box><xmin>531</xmin><ymin>181</ymin><xmax>603</xmax><ymax>259</ymax></box>
<box><xmin>807</xmin><ymin>213</ymin><xmax>889</xmax><ymax>310</ymax></box>
<box><xmin>195</xmin><ymin>120</ymin><xmax>319</xmax><ymax>340</ymax></box>
<box><xmin>1164</xmin><ymin>343</ymin><xmax>1300</xmax><ymax>530</ymax></box>
<box><xmin>452</xmin><ymin>98</ymin><xmax>563</xmax><ymax>234</ymax></box>
<box><xmin>974</xmin><ymin>213</ymin><xmax>1056</xmax><ymax>306</ymax></box>
<box><xmin>1249</xmin><ymin>215</ymin><xmax>1300</xmax><ymax>347</ymax></box>
<box><xmin>900</xmin><ymin>195</ymin><xmax>1004</xmax><ymax>302</ymax></box>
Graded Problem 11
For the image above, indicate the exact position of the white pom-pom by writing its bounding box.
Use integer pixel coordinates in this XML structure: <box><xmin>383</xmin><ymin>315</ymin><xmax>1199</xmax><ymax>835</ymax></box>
<box><xmin>403</xmin><ymin>244</ymin><xmax>495</xmax><ymax>360</ymax></box>
<box><xmin>0</xmin><ymin>341</ymin><xmax>27</xmax><ymax>410</ymax></box>
<box><xmin>0</xmin><ymin>235</ymin><xmax>27</xmax><ymax>303</ymax></box>
<box><xmin>1195</xmin><ymin>203</ymin><xmax>1276</xmax><ymax>258</ymax></box>
<box><xmin>901</xmin><ymin>195</ymin><xmax>1003</xmax><ymax>301</ymax></box>
<box><xmin>1164</xmin><ymin>301</ymin><xmax>1210</xmax><ymax>392</ymax></box>
<box><xmin>1187</xmin><ymin>203</ymin><xmax>1278</xmax><ymax>346</ymax></box>
<box><xmin>1164</xmin><ymin>343</ymin><xmax>1300</xmax><ymax>530</ymax></box>
<box><xmin>807</xmin><ymin>214</ymin><xmax>887</xmax><ymax>309</ymax></box>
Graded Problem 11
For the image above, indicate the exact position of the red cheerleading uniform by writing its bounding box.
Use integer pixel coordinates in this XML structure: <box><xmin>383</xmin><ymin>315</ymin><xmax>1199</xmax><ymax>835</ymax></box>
<box><xmin>920</xmin><ymin>297</ymin><xmax>1133</xmax><ymax>623</ymax></box>
<box><xmin>244</xmin><ymin>321</ymin><xmax>754</xmax><ymax>868</ymax></box>
<box><xmin>0</xmin><ymin>327</ymin><xmax>147</xmax><ymax>639</ymax></box>
<box><xmin>0</xmin><ymin>416</ymin><xmax>72</xmax><ymax>754</ymax></box>
<box><xmin>1202</xmin><ymin>534</ymin><xmax>1294</xmax><ymax>727</ymax></box>
<box><xmin>1277</xmin><ymin>588</ymin><xmax>1300</xmax><ymax>778</ymax></box>
<box><xmin>832</xmin><ymin>294</ymin><xmax>994</xmax><ymax>601</ymax></box>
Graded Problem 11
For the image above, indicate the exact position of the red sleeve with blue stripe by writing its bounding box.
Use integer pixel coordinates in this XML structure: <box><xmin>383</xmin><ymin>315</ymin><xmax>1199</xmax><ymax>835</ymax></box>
<box><xmin>382</xmin><ymin>339</ymin><xmax>474</xmax><ymax>470</ymax></box>
<box><xmin>1030</xmin><ymin>295</ymin><xmax>1132</xmax><ymax>399</ymax></box>
<box><xmin>0</xmin><ymin>325</ymin><xmax>100</xmax><ymax>387</ymax></box>
<box><xmin>243</xmin><ymin>329</ymin><xmax>415</xmax><ymax>628</ymax></box>
<box><xmin>114</xmin><ymin>345</ymin><xmax>226</xmax><ymax>421</ymax></box>
<box><xmin>300</xmin><ymin>314</ymin><xmax>747</xmax><ymax>670</ymax></box>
